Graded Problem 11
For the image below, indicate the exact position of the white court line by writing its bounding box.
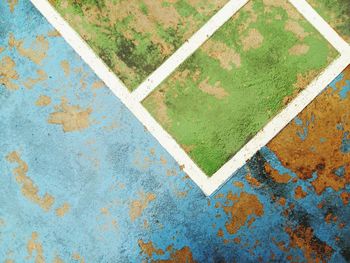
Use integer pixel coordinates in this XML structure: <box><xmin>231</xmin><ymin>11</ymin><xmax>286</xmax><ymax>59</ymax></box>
<box><xmin>31</xmin><ymin>0</ymin><xmax>350</xmax><ymax>196</ymax></box>
<box><xmin>289</xmin><ymin>0</ymin><xmax>350</xmax><ymax>55</ymax></box>
<box><xmin>131</xmin><ymin>0</ymin><xmax>249</xmax><ymax>102</ymax></box>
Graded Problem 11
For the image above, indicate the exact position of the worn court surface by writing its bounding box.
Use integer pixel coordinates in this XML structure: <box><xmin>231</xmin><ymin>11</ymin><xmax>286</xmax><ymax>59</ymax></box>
<box><xmin>143</xmin><ymin>0</ymin><xmax>337</xmax><ymax>175</ymax></box>
<box><xmin>50</xmin><ymin>0</ymin><xmax>228</xmax><ymax>90</ymax></box>
<box><xmin>1</xmin><ymin>1</ymin><xmax>350</xmax><ymax>262</ymax></box>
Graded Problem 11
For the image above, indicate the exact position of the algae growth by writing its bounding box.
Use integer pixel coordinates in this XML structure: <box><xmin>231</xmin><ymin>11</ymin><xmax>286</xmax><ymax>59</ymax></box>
<box><xmin>49</xmin><ymin>0</ymin><xmax>228</xmax><ymax>90</ymax></box>
<box><xmin>308</xmin><ymin>0</ymin><xmax>350</xmax><ymax>43</ymax></box>
<box><xmin>143</xmin><ymin>0</ymin><xmax>338</xmax><ymax>175</ymax></box>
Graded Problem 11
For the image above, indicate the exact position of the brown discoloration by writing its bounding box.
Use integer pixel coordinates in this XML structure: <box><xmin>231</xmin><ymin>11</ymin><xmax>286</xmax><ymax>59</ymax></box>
<box><xmin>294</xmin><ymin>186</ymin><xmax>307</xmax><ymax>199</ymax></box>
<box><xmin>198</xmin><ymin>77</ymin><xmax>228</xmax><ymax>99</ymax></box>
<box><xmin>129</xmin><ymin>192</ymin><xmax>156</xmax><ymax>221</ymax></box>
<box><xmin>9</xmin><ymin>34</ymin><xmax>49</xmax><ymax>65</ymax></box>
<box><xmin>47</xmin><ymin>29</ymin><xmax>61</xmax><ymax>37</ymax></box>
<box><xmin>55</xmin><ymin>202</ymin><xmax>70</xmax><ymax>217</ymax></box>
<box><xmin>6</xmin><ymin>151</ymin><xmax>55</xmax><ymax>211</ymax></box>
<box><xmin>156</xmin><ymin>246</ymin><xmax>196</xmax><ymax>263</ymax></box>
<box><xmin>0</xmin><ymin>56</ymin><xmax>19</xmax><ymax>90</ymax></box>
<box><xmin>289</xmin><ymin>44</ymin><xmax>310</xmax><ymax>55</ymax></box>
<box><xmin>60</xmin><ymin>60</ymin><xmax>70</xmax><ymax>76</ymax></box>
<box><xmin>284</xmin><ymin>20</ymin><xmax>309</xmax><ymax>40</ymax></box>
<box><xmin>265</xmin><ymin>163</ymin><xmax>292</xmax><ymax>184</ymax></box>
<box><xmin>222</xmin><ymin>192</ymin><xmax>264</xmax><ymax>234</ymax></box>
<box><xmin>72</xmin><ymin>253</ymin><xmax>85</xmax><ymax>263</ymax></box>
<box><xmin>278</xmin><ymin>197</ymin><xmax>286</xmax><ymax>206</ymax></box>
<box><xmin>245</xmin><ymin>174</ymin><xmax>261</xmax><ymax>187</ymax></box>
<box><xmin>53</xmin><ymin>255</ymin><xmax>64</xmax><ymax>263</ymax></box>
<box><xmin>35</xmin><ymin>95</ymin><xmax>51</xmax><ymax>107</ymax></box>
<box><xmin>285</xmin><ymin>225</ymin><xmax>333</xmax><ymax>262</ymax></box>
<box><xmin>340</xmin><ymin>192</ymin><xmax>350</xmax><ymax>205</ymax></box>
<box><xmin>7</xmin><ymin>0</ymin><xmax>18</xmax><ymax>12</ymax></box>
<box><xmin>91</xmin><ymin>81</ymin><xmax>104</xmax><ymax>89</ymax></box>
<box><xmin>233</xmin><ymin>181</ymin><xmax>244</xmax><ymax>188</ymax></box>
<box><xmin>48</xmin><ymin>97</ymin><xmax>93</xmax><ymax>132</ymax></box>
<box><xmin>27</xmin><ymin>232</ymin><xmax>45</xmax><ymax>263</ymax></box>
<box><xmin>268</xmin><ymin>66</ymin><xmax>350</xmax><ymax>194</ymax></box>
<box><xmin>0</xmin><ymin>47</ymin><xmax>5</xmax><ymax>53</ymax></box>
<box><xmin>23</xmin><ymin>69</ymin><xmax>47</xmax><ymax>89</ymax></box>
<box><xmin>202</xmin><ymin>39</ymin><xmax>241</xmax><ymax>70</ymax></box>
<box><xmin>241</xmin><ymin>28</ymin><xmax>264</xmax><ymax>51</ymax></box>
<box><xmin>146</xmin><ymin>89</ymin><xmax>171</xmax><ymax>127</ymax></box>
<box><xmin>138</xmin><ymin>240</ymin><xmax>164</xmax><ymax>258</ymax></box>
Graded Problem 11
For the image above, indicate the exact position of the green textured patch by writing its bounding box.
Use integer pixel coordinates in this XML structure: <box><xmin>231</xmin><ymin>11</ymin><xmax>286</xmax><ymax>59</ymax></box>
<box><xmin>308</xmin><ymin>0</ymin><xmax>350</xmax><ymax>43</ymax></box>
<box><xmin>143</xmin><ymin>0</ymin><xmax>338</xmax><ymax>176</ymax></box>
<box><xmin>49</xmin><ymin>0</ymin><xmax>228</xmax><ymax>90</ymax></box>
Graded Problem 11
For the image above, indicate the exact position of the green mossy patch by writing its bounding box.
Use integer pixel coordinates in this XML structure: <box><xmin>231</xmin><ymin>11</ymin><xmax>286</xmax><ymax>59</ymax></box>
<box><xmin>143</xmin><ymin>0</ymin><xmax>338</xmax><ymax>176</ymax></box>
<box><xmin>50</xmin><ymin>0</ymin><xmax>228</xmax><ymax>90</ymax></box>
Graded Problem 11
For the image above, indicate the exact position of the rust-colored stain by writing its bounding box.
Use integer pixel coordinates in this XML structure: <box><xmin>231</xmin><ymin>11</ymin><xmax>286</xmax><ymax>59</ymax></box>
<box><xmin>0</xmin><ymin>56</ymin><xmax>19</xmax><ymax>90</ymax></box>
<box><xmin>285</xmin><ymin>225</ymin><xmax>333</xmax><ymax>262</ymax></box>
<box><xmin>129</xmin><ymin>192</ymin><xmax>156</xmax><ymax>222</ymax></box>
<box><xmin>264</xmin><ymin>163</ymin><xmax>292</xmax><ymax>184</ymax></box>
<box><xmin>294</xmin><ymin>186</ymin><xmax>307</xmax><ymax>199</ymax></box>
<box><xmin>138</xmin><ymin>240</ymin><xmax>165</xmax><ymax>258</ymax></box>
<box><xmin>55</xmin><ymin>202</ymin><xmax>71</xmax><ymax>217</ymax></box>
<box><xmin>72</xmin><ymin>252</ymin><xmax>85</xmax><ymax>263</ymax></box>
<box><xmin>47</xmin><ymin>29</ymin><xmax>61</xmax><ymax>37</ymax></box>
<box><xmin>23</xmin><ymin>69</ymin><xmax>47</xmax><ymax>89</ymax></box>
<box><xmin>27</xmin><ymin>232</ymin><xmax>45</xmax><ymax>263</ymax></box>
<box><xmin>268</xmin><ymin>66</ymin><xmax>350</xmax><ymax>195</ymax></box>
<box><xmin>9</xmin><ymin>34</ymin><xmax>49</xmax><ymax>65</ymax></box>
<box><xmin>35</xmin><ymin>95</ymin><xmax>51</xmax><ymax>107</ymax></box>
<box><xmin>340</xmin><ymin>191</ymin><xmax>350</xmax><ymax>205</ymax></box>
<box><xmin>222</xmin><ymin>192</ymin><xmax>264</xmax><ymax>234</ymax></box>
<box><xmin>6</xmin><ymin>151</ymin><xmax>55</xmax><ymax>212</ymax></box>
<box><xmin>7</xmin><ymin>0</ymin><xmax>18</xmax><ymax>13</ymax></box>
<box><xmin>48</xmin><ymin>97</ymin><xmax>93</xmax><ymax>132</ymax></box>
<box><xmin>245</xmin><ymin>174</ymin><xmax>261</xmax><ymax>187</ymax></box>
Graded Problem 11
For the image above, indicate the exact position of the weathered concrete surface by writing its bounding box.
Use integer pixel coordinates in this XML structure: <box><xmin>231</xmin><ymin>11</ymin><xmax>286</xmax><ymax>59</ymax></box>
<box><xmin>0</xmin><ymin>1</ymin><xmax>349</xmax><ymax>262</ymax></box>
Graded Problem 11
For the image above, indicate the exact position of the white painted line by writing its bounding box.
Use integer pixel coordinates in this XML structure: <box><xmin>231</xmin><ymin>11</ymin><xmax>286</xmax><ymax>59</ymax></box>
<box><xmin>31</xmin><ymin>0</ymin><xmax>350</xmax><ymax>196</ymax></box>
<box><xmin>30</xmin><ymin>0</ymin><xmax>213</xmax><ymax>195</ymax></box>
<box><xmin>131</xmin><ymin>0</ymin><xmax>249</xmax><ymax>102</ymax></box>
<box><xmin>289</xmin><ymin>0</ymin><xmax>350</xmax><ymax>55</ymax></box>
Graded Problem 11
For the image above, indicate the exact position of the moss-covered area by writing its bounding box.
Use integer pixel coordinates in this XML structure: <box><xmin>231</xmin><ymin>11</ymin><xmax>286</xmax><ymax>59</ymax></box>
<box><xmin>143</xmin><ymin>0</ymin><xmax>338</xmax><ymax>176</ymax></box>
<box><xmin>308</xmin><ymin>0</ymin><xmax>350</xmax><ymax>43</ymax></box>
<box><xmin>49</xmin><ymin>0</ymin><xmax>227</xmax><ymax>90</ymax></box>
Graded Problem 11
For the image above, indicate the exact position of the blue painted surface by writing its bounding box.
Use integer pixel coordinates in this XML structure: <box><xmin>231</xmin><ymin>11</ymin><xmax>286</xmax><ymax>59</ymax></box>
<box><xmin>0</xmin><ymin>1</ymin><xmax>349</xmax><ymax>262</ymax></box>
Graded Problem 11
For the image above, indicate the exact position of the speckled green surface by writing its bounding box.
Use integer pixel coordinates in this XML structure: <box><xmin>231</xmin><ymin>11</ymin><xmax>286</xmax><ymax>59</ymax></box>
<box><xmin>143</xmin><ymin>0</ymin><xmax>338</xmax><ymax>175</ymax></box>
<box><xmin>308</xmin><ymin>0</ymin><xmax>350</xmax><ymax>43</ymax></box>
<box><xmin>49</xmin><ymin>0</ymin><xmax>228</xmax><ymax>90</ymax></box>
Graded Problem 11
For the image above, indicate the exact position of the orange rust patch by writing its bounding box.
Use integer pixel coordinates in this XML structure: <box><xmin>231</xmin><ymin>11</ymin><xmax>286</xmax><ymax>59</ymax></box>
<box><xmin>27</xmin><ymin>232</ymin><xmax>45</xmax><ymax>263</ymax></box>
<box><xmin>138</xmin><ymin>240</ymin><xmax>164</xmax><ymax>258</ymax></box>
<box><xmin>129</xmin><ymin>192</ymin><xmax>156</xmax><ymax>222</ymax></box>
<box><xmin>0</xmin><ymin>56</ymin><xmax>19</xmax><ymax>90</ymax></box>
<box><xmin>47</xmin><ymin>29</ymin><xmax>61</xmax><ymax>37</ymax></box>
<box><xmin>268</xmin><ymin>66</ymin><xmax>350</xmax><ymax>194</ymax></box>
<box><xmin>72</xmin><ymin>253</ymin><xmax>85</xmax><ymax>263</ymax></box>
<box><xmin>265</xmin><ymin>163</ymin><xmax>292</xmax><ymax>184</ymax></box>
<box><xmin>6</xmin><ymin>151</ymin><xmax>55</xmax><ymax>211</ymax></box>
<box><xmin>294</xmin><ymin>186</ymin><xmax>307</xmax><ymax>199</ymax></box>
<box><xmin>35</xmin><ymin>95</ymin><xmax>51</xmax><ymax>107</ymax></box>
<box><xmin>223</xmin><ymin>192</ymin><xmax>264</xmax><ymax>234</ymax></box>
<box><xmin>245</xmin><ymin>174</ymin><xmax>261</xmax><ymax>187</ymax></box>
<box><xmin>7</xmin><ymin>0</ymin><xmax>18</xmax><ymax>13</ymax></box>
<box><xmin>155</xmin><ymin>246</ymin><xmax>196</xmax><ymax>263</ymax></box>
<box><xmin>233</xmin><ymin>181</ymin><xmax>244</xmax><ymax>188</ymax></box>
<box><xmin>278</xmin><ymin>197</ymin><xmax>286</xmax><ymax>206</ymax></box>
<box><xmin>48</xmin><ymin>97</ymin><xmax>93</xmax><ymax>132</ymax></box>
<box><xmin>55</xmin><ymin>202</ymin><xmax>71</xmax><ymax>217</ymax></box>
<box><xmin>285</xmin><ymin>225</ymin><xmax>333</xmax><ymax>262</ymax></box>
<box><xmin>340</xmin><ymin>192</ymin><xmax>350</xmax><ymax>205</ymax></box>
